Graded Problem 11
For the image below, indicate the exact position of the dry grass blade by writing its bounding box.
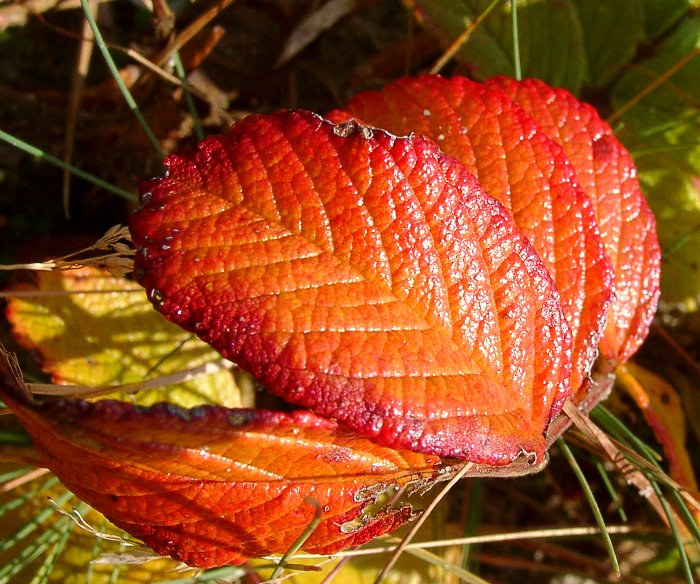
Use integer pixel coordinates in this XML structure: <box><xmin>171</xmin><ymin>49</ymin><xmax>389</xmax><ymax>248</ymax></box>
<box><xmin>269</xmin><ymin>497</ymin><xmax>324</xmax><ymax>580</ymax></box>
<box><xmin>151</xmin><ymin>0</ymin><xmax>239</xmax><ymax>69</ymax></box>
<box><xmin>0</xmin><ymin>224</ymin><xmax>134</xmax><ymax>276</ymax></box>
<box><xmin>32</xmin><ymin>11</ymin><xmax>235</xmax><ymax>125</ymax></box>
<box><xmin>372</xmin><ymin>462</ymin><xmax>474</xmax><ymax>583</ymax></box>
<box><xmin>62</xmin><ymin>0</ymin><xmax>98</xmax><ymax>219</ymax></box>
<box><xmin>276</xmin><ymin>0</ymin><xmax>356</xmax><ymax>67</ymax></box>
<box><xmin>1</xmin><ymin>468</ymin><xmax>50</xmax><ymax>493</ymax></box>
<box><xmin>27</xmin><ymin>358</ymin><xmax>233</xmax><ymax>399</ymax></box>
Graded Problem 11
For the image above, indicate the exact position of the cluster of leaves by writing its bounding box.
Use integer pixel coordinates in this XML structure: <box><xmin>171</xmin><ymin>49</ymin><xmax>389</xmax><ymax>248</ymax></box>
<box><xmin>0</xmin><ymin>1</ymin><xmax>699</xmax><ymax>583</ymax></box>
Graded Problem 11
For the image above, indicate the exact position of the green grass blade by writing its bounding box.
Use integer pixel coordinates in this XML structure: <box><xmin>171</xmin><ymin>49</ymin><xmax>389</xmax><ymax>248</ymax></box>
<box><xmin>462</xmin><ymin>478</ymin><xmax>484</xmax><ymax>572</ymax></box>
<box><xmin>404</xmin><ymin>545</ymin><xmax>492</xmax><ymax>584</ymax></box>
<box><xmin>79</xmin><ymin>0</ymin><xmax>164</xmax><ymax>159</ymax></box>
<box><xmin>270</xmin><ymin>497</ymin><xmax>323</xmax><ymax>579</ymax></box>
<box><xmin>650</xmin><ymin>481</ymin><xmax>695</xmax><ymax>584</ymax></box>
<box><xmin>0</xmin><ymin>130</ymin><xmax>137</xmax><ymax>202</ymax></box>
<box><xmin>0</xmin><ymin>530</ymin><xmax>58</xmax><ymax>583</ymax></box>
<box><xmin>84</xmin><ymin>518</ymin><xmax>107</xmax><ymax>584</ymax></box>
<box><xmin>0</xmin><ymin>430</ymin><xmax>32</xmax><ymax>446</ymax></box>
<box><xmin>0</xmin><ymin>491</ymin><xmax>75</xmax><ymax>583</ymax></box>
<box><xmin>30</xmin><ymin>509</ymin><xmax>77</xmax><ymax>584</ymax></box>
<box><xmin>595</xmin><ymin>459</ymin><xmax>628</xmax><ymax>523</ymax></box>
<box><xmin>172</xmin><ymin>52</ymin><xmax>204</xmax><ymax>142</ymax></box>
<box><xmin>0</xmin><ymin>476</ymin><xmax>59</xmax><ymax>521</ymax></box>
<box><xmin>559</xmin><ymin>439</ymin><xmax>620</xmax><ymax>576</ymax></box>
<box><xmin>511</xmin><ymin>0</ymin><xmax>522</xmax><ymax>80</ymax></box>
<box><xmin>0</xmin><ymin>467</ymin><xmax>33</xmax><ymax>484</ymax></box>
<box><xmin>154</xmin><ymin>566</ymin><xmax>247</xmax><ymax>584</ymax></box>
<box><xmin>0</xmin><ymin>488</ymin><xmax>73</xmax><ymax>553</ymax></box>
<box><xmin>593</xmin><ymin>406</ymin><xmax>700</xmax><ymax>545</ymax></box>
<box><xmin>592</xmin><ymin>406</ymin><xmax>662</xmax><ymax>462</ymax></box>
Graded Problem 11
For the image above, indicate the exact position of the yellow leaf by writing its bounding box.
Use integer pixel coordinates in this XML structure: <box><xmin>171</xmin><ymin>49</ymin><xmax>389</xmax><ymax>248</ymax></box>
<box><xmin>617</xmin><ymin>362</ymin><xmax>698</xmax><ymax>493</ymax></box>
<box><xmin>5</xmin><ymin>266</ymin><xmax>246</xmax><ymax>408</ymax></box>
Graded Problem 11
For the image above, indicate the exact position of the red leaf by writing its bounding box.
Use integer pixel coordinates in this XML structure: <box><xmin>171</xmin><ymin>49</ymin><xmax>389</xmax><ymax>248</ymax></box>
<box><xmin>0</xmin><ymin>349</ymin><xmax>442</xmax><ymax>568</ymax></box>
<box><xmin>130</xmin><ymin>110</ymin><xmax>572</xmax><ymax>465</ymax></box>
<box><xmin>486</xmin><ymin>76</ymin><xmax>661</xmax><ymax>365</ymax></box>
<box><xmin>330</xmin><ymin>75</ymin><xmax>614</xmax><ymax>402</ymax></box>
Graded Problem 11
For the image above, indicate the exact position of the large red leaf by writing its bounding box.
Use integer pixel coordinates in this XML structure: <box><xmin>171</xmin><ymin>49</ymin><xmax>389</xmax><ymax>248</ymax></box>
<box><xmin>130</xmin><ymin>110</ymin><xmax>572</xmax><ymax>465</ymax></box>
<box><xmin>0</xmin><ymin>349</ymin><xmax>442</xmax><ymax>568</ymax></box>
<box><xmin>330</xmin><ymin>74</ymin><xmax>614</xmax><ymax>403</ymax></box>
<box><xmin>486</xmin><ymin>76</ymin><xmax>661</xmax><ymax>365</ymax></box>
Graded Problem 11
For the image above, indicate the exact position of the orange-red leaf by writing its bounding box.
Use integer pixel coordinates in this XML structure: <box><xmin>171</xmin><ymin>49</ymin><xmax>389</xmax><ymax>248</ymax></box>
<box><xmin>331</xmin><ymin>75</ymin><xmax>614</xmax><ymax>403</ymax></box>
<box><xmin>0</xmin><ymin>350</ymin><xmax>442</xmax><ymax>568</ymax></box>
<box><xmin>486</xmin><ymin>76</ymin><xmax>661</xmax><ymax>365</ymax></box>
<box><xmin>130</xmin><ymin>110</ymin><xmax>572</xmax><ymax>465</ymax></box>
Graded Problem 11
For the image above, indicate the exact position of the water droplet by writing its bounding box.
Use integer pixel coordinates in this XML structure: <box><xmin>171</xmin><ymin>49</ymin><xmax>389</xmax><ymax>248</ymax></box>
<box><xmin>160</xmin><ymin>243</ymin><xmax>171</xmax><ymax>251</ymax></box>
<box><xmin>141</xmin><ymin>191</ymin><xmax>153</xmax><ymax>205</ymax></box>
<box><xmin>148</xmin><ymin>288</ymin><xmax>165</xmax><ymax>309</ymax></box>
<box><xmin>437</xmin><ymin>134</ymin><xmax>445</xmax><ymax>141</ymax></box>
<box><xmin>323</xmin><ymin>505</ymin><xmax>330</xmax><ymax>513</ymax></box>
<box><xmin>423</xmin><ymin>109</ymin><xmax>431</xmax><ymax>117</ymax></box>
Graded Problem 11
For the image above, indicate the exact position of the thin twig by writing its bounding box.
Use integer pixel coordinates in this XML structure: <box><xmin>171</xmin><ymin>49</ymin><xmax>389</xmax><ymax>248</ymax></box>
<box><xmin>288</xmin><ymin>524</ymin><xmax>643</xmax><ymax>560</ymax></box>
<box><xmin>430</xmin><ymin>0</ymin><xmax>502</xmax><ymax>74</ymax></box>
<box><xmin>63</xmin><ymin>0</ymin><xmax>98</xmax><ymax>218</ymax></box>
<box><xmin>28</xmin><ymin>359</ymin><xmax>234</xmax><ymax>399</ymax></box>
<box><xmin>1</xmin><ymin>467</ymin><xmax>50</xmax><ymax>492</ymax></box>
<box><xmin>373</xmin><ymin>462</ymin><xmax>474</xmax><ymax>583</ymax></box>
<box><xmin>607</xmin><ymin>48</ymin><xmax>700</xmax><ymax>124</ymax></box>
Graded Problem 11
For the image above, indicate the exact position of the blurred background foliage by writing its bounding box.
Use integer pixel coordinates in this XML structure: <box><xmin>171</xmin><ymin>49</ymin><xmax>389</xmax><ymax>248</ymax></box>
<box><xmin>0</xmin><ymin>0</ymin><xmax>699</xmax><ymax>582</ymax></box>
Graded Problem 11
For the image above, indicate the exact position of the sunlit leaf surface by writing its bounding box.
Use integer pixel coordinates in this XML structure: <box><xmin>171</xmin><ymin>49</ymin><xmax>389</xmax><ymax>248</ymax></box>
<box><xmin>488</xmin><ymin>76</ymin><xmax>661</xmax><ymax>366</ymax></box>
<box><xmin>0</xmin><ymin>350</ymin><xmax>444</xmax><ymax>568</ymax></box>
<box><xmin>130</xmin><ymin>109</ymin><xmax>572</xmax><ymax>464</ymax></box>
<box><xmin>331</xmin><ymin>74</ymin><xmax>613</xmax><ymax>401</ymax></box>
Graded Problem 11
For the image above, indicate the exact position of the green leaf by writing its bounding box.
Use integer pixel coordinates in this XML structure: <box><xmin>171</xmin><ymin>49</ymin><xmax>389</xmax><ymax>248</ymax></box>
<box><xmin>610</xmin><ymin>12</ymin><xmax>700</xmax><ymax>303</ymax></box>
<box><xmin>407</xmin><ymin>0</ymin><xmax>586</xmax><ymax>92</ymax></box>
<box><xmin>571</xmin><ymin>0</ymin><xmax>643</xmax><ymax>87</ymax></box>
<box><xmin>641</xmin><ymin>0</ymin><xmax>696</xmax><ymax>41</ymax></box>
<box><xmin>612</xmin><ymin>13</ymin><xmax>700</xmax><ymax>176</ymax></box>
<box><xmin>637</xmin><ymin>157</ymin><xmax>700</xmax><ymax>303</ymax></box>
